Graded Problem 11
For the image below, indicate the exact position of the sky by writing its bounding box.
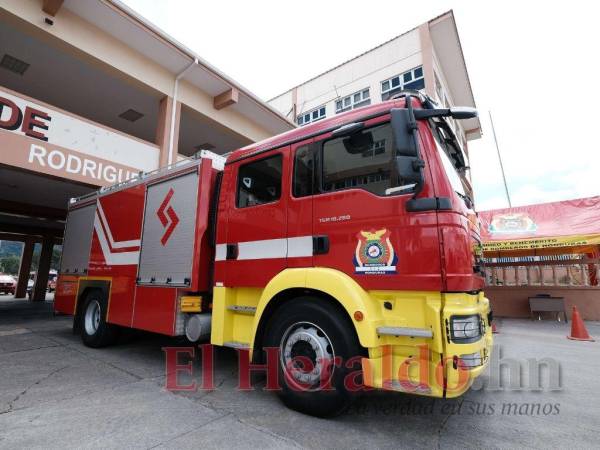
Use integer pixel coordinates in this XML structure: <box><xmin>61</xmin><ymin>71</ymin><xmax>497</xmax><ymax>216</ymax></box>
<box><xmin>122</xmin><ymin>0</ymin><xmax>600</xmax><ymax>211</ymax></box>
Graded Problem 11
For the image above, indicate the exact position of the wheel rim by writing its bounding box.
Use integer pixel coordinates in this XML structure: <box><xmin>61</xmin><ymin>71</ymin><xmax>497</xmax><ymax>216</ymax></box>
<box><xmin>280</xmin><ymin>321</ymin><xmax>335</xmax><ymax>391</ymax></box>
<box><xmin>84</xmin><ymin>300</ymin><xmax>101</xmax><ymax>336</ymax></box>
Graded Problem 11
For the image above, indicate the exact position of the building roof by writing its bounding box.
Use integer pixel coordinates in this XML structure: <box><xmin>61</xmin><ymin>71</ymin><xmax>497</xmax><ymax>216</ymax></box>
<box><xmin>63</xmin><ymin>0</ymin><xmax>296</xmax><ymax>134</ymax></box>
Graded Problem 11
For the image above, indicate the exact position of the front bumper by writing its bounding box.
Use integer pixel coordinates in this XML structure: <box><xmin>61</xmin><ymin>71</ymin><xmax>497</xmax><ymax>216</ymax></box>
<box><xmin>361</xmin><ymin>291</ymin><xmax>493</xmax><ymax>398</ymax></box>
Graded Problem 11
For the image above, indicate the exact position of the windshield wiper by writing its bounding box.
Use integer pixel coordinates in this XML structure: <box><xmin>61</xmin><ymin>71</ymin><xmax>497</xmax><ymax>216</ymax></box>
<box><xmin>432</xmin><ymin>119</ymin><xmax>467</xmax><ymax>170</ymax></box>
<box><xmin>455</xmin><ymin>191</ymin><xmax>474</xmax><ymax>209</ymax></box>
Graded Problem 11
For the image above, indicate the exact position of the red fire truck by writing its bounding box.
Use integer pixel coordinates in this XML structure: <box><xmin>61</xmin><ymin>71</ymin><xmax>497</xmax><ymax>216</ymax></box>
<box><xmin>55</xmin><ymin>92</ymin><xmax>493</xmax><ymax>416</ymax></box>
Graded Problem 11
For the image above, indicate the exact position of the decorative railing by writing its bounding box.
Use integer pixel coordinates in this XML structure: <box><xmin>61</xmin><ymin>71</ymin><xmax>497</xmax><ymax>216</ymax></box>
<box><xmin>483</xmin><ymin>257</ymin><xmax>600</xmax><ymax>287</ymax></box>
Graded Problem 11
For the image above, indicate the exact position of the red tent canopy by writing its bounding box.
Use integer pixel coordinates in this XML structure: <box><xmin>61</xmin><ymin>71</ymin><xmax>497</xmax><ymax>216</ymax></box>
<box><xmin>479</xmin><ymin>196</ymin><xmax>600</xmax><ymax>256</ymax></box>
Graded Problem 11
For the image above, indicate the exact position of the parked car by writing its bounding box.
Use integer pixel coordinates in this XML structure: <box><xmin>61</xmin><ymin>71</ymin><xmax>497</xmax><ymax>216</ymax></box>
<box><xmin>47</xmin><ymin>270</ymin><xmax>58</xmax><ymax>292</ymax></box>
<box><xmin>0</xmin><ymin>274</ymin><xmax>16</xmax><ymax>295</ymax></box>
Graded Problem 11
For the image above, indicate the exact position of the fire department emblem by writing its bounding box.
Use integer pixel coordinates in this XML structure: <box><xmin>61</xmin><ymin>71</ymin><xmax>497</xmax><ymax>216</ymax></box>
<box><xmin>488</xmin><ymin>213</ymin><xmax>536</xmax><ymax>235</ymax></box>
<box><xmin>157</xmin><ymin>188</ymin><xmax>180</xmax><ymax>245</ymax></box>
<box><xmin>354</xmin><ymin>229</ymin><xmax>397</xmax><ymax>274</ymax></box>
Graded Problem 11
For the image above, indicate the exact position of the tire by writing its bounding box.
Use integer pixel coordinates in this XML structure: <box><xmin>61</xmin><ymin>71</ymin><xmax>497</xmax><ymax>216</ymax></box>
<box><xmin>263</xmin><ymin>297</ymin><xmax>365</xmax><ymax>417</ymax></box>
<box><xmin>79</xmin><ymin>289</ymin><xmax>118</xmax><ymax>348</ymax></box>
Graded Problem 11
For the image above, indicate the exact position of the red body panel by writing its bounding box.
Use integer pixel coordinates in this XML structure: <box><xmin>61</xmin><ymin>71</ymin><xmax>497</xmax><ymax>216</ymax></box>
<box><xmin>131</xmin><ymin>286</ymin><xmax>178</xmax><ymax>335</ymax></box>
<box><xmin>55</xmin><ymin>159</ymin><xmax>217</xmax><ymax>336</ymax></box>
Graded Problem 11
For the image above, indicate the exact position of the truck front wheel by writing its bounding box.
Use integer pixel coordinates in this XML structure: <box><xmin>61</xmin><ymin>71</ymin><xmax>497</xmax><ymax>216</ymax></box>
<box><xmin>80</xmin><ymin>289</ymin><xmax>118</xmax><ymax>348</ymax></box>
<box><xmin>263</xmin><ymin>297</ymin><xmax>365</xmax><ymax>417</ymax></box>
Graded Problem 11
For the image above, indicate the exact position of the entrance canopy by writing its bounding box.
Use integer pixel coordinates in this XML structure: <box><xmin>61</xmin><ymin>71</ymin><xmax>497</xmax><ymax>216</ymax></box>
<box><xmin>480</xmin><ymin>196</ymin><xmax>600</xmax><ymax>257</ymax></box>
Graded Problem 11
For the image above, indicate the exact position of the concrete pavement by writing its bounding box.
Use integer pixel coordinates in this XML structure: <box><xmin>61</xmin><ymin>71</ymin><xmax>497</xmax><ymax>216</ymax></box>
<box><xmin>0</xmin><ymin>295</ymin><xmax>599</xmax><ymax>449</ymax></box>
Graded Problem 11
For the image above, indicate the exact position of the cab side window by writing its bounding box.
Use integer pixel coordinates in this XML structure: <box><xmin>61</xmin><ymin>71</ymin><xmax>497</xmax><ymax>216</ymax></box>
<box><xmin>236</xmin><ymin>154</ymin><xmax>282</xmax><ymax>208</ymax></box>
<box><xmin>292</xmin><ymin>145</ymin><xmax>314</xmax><ymax>197</ymax></box>
<box><xmin>321</xmin><ymin>122</ymin><xmax>395</xmax><ymax>196</ymax></box>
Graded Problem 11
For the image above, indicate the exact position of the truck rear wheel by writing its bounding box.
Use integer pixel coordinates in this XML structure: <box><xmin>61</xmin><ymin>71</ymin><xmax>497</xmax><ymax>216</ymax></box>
<box><xmin>263</xmin><ymin>297</ymin><xmax>365</xmax><ymax>417</ymax></box>
<box><xmin>80</xmin><ymin>289</ymin><xmax>118</xmax><ymax>348</ymax></box>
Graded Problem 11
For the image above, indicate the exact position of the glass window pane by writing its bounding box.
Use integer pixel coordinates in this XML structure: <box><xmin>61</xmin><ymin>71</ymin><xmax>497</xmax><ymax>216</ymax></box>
<box><xmin>293</xmin><ymin>145</ymin><xmax>314</xmax><ymax>197</ymax></box>
<box><xmin>391</xmin><ymin>76</ymin><xmax>400</xmax><ymax>88</ymax></box>
<box><xmin>353</xmin><ymin>93</ymin><xmax>361</xmax><ymax>103</ymax></box>
<box><xmin>414</xmin><ymin>67</ymin><xmax>423</xmax><ymax>78</ymax></box>
<box><xmin>237</xmin><ymin>155</ymin><xmax>282</xmax><ymax>208</ymax></box>
<box><xmin>312</xmin><ymin>110</ymin><xmax>318</xmax><ymax>119</ymax></box>
<box><xmin>298</xmin><ymin>116</ymin><xmax>303</xmax><ymax>125</ymax></box>
<box><xmin>382</xmin><ymin>80</ymin><xmax>390</xmax><ymax>92</ymax></box>
<box><xmin>305</xmin><ymin>113</ymin><xmax>310</xmax><ymax>123</ymax></box>
<box><xmin>344</xmin><ymin>97</ymin><xmax>351</xmax><ymax>107</ymax></box>
<box><xmin>362</xmin><ymin>89</ymin><xmax>370</xmax><ymax>99</ymax></box>
<box><xmin>320</xmin><ymin>107</ymin><xmax>325</xmax><ymax>116</ymax></box>
<box><xmin>403</xmin><ymin>72</ymin><xmax>412</xmax><ymax>83</ymax></box>
<box><xmin>404</xmin><ymin>78</ymin><xmax>425</xmax><ymax>90</ymax></box>
<box><xmin>336</xmin><ymin>100</ymin><xmax>342</xmax><ymax>110</ymax></box>
<box><xmin>322</xmin><ymin>123</ymin><xmax>406</xmax><ymax>196</ymax></box>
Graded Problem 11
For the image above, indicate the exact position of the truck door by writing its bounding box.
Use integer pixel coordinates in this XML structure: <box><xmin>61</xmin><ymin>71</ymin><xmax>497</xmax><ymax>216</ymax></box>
<box><xmin>286</xmin><ymin>139</ymin><xmax>315</xmax><ymax>268</ymax></box>
<box><xmin>311</xmin><ymin>116</ymin><xmax>443</xmax><ymax>292</ymax></box>
<box><xmin>222</xmin><ymin>149</ymin><xmax>289</xmax><ymax>287</ymax></box>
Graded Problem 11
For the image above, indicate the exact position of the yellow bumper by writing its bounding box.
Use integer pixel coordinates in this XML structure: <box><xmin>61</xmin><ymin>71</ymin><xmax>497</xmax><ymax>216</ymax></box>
<box><xmin>361</xmin><ymin>291</ymin><xmax>493</xmax><ymax>398</ymax></box>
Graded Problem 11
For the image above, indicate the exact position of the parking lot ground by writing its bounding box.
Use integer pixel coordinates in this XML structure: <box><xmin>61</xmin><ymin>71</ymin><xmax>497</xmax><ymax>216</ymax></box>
<box><xmin>1</xmin><ymin>295</ymin><xmax>599</xmax><ymax>449</ymax></box>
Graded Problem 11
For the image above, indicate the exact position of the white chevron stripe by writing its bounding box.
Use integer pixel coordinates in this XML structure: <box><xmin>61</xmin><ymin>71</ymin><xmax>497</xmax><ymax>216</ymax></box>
<box><xmin>94</xmin><ymin>215</ymin><xmax>139</xmax><ymax>265</ymax></box>
<box><xmin>97</xmin><ymin>201</ymin><xmax>141</xmax><ymax>249</ymax></box>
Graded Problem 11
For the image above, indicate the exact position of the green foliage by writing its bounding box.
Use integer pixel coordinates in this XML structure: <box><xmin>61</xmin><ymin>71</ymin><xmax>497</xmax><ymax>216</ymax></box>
<box><xmin>0</xmin><ymin>255</ymin><xmax>20</xmax><ymax>275</ymax></box>
<box><xmin>0</xmin><ymin>240</ymin><xmax>63</xmax><ymax>274</ymax></box>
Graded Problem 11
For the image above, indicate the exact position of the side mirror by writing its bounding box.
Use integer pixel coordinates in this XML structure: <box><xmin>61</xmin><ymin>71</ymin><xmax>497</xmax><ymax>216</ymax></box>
<box><xmin>391</xmin><ymin>108</ymin><xmax>424</xmax><ymax>192</ymax></box>
<box><xmin>413</xmin><ymin>106</ymin><xmax>478</xmax><ymax>120</ymax></box>
<box><xmin>391</xmin><ymin>108</ymin><xmax>418</xmax><ymax>156</ymax></box>
<box><xmin>343</xmin><ymin>131</ymin><xmax>374</xmax><ymax>154</ymax></box>
<box><xmin>449</xmin><ymin>106</ymin><xmax>478</xmax><ymax>120</ymax></box>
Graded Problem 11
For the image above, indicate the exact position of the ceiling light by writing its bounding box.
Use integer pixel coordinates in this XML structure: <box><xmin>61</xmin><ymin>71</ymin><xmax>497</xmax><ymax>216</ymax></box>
<box><xmin>0</xmin><ymin>54</ymin><xmax>30</xmax><ymax>75</ymax></box>
<box><xmin>118</xmin><ymin>109</ymin><xmax>144</xmax><ymax>122</ymax></box>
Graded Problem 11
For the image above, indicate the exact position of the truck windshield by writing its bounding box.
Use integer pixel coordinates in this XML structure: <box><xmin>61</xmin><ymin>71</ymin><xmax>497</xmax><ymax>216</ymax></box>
<box><xmin>428</xmin><ymin>118</ymin><xmax>473</xmax><ymax>208</ymax></box>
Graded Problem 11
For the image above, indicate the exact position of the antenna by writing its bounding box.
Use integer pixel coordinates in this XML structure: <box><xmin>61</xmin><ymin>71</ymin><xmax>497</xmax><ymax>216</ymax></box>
<box><xmin>489</xmin><ymin>110</ymin><xmax>512</xmax><ymax>208</ymax></box>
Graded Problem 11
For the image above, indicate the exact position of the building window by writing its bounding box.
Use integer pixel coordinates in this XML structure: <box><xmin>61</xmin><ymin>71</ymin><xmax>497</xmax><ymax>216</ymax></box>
<box><xmin>297</xmin><ymin>106</ymin><xmax>326</xmax><ymax>126</ymax></box>
<box><xmin>380</xmin><ymin>66</ymin><xmax>425</xmax><ymax>101</ymax></box>
<box><xmin>335</xmin><ymin>88</ymin><xmax>371</xmax><ymax>113</ymax></box>
<box><xmin>236</xmin><ymin>154</ymin><xmax>282</xmax><ymax>208</ymax></box>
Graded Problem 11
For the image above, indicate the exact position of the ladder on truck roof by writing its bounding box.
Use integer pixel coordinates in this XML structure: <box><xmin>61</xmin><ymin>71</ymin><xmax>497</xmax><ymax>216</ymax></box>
<box><xmin>68</xmin><ymin>150</ymin><xmax>225</xmax><ymax>207</ymax></box>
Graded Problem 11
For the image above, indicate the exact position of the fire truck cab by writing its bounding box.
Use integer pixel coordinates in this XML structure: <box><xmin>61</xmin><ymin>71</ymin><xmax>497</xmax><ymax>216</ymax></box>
<box><xmin>55</xmin><ymin>92</ymin><xmax>493</xmax><ymax>416</ymax></box>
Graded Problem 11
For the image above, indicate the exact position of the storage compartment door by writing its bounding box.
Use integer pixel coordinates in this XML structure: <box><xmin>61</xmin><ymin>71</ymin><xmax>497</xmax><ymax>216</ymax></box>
<box><xmin>60</xmin><ymin>203</ymin><xmax>96</xmax><ymax>275</ymax></box>
<box><xmin>137</xmin><ymin>171</ymin><xmax>199</xmax><ymax>286</ymax></box>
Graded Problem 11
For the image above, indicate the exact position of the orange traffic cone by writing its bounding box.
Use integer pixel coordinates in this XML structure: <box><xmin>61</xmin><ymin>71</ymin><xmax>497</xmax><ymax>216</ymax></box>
<box><xmin>567</xmin><ymin>306</ymin><xmax>595</xmax><ymax>342</ymax></box>
<box><xmin>492</xmin><ymin>322</ymin><xmax>499</xmax><ymax>334</ymax></box>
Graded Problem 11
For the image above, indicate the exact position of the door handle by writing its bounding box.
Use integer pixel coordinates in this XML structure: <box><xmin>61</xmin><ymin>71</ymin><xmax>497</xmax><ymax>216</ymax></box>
<box><xmin>312</xmin><ymin>235</ymin><xmax>329</xmax><ymax>255</ymax></box>
<box><xmin>226</xmin><ymin>243</ymin><xmax>238</xmax><ymax>260</ymax></box>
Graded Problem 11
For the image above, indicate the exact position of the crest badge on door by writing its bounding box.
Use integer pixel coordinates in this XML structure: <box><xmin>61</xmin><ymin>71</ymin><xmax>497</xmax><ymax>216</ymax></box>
<box><xmin>354</xmin><ymin>229</ymin><xmax>397</xmax><ymax>274</ymax></box>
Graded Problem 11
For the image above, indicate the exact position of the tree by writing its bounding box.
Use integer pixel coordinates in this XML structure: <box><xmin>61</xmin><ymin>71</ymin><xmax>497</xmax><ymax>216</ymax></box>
<box><xmin>0</xmin><ymin>255</ymin><xmax>21</xmax><ymax>275</ymax></box>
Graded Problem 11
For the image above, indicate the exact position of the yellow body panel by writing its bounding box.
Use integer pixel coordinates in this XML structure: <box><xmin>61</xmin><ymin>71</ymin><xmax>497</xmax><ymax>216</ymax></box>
<box><xmin>210</xmin><ymin>268</ymin><xmax>493</xmax><ymax>398</ymax></box>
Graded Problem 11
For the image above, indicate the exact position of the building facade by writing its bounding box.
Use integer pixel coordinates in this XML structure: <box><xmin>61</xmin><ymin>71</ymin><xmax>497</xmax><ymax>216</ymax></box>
<box><xmin>269</xmin><ymin>11</ymin><xmax>481</xmax><ymax>155</ymax></box>
<box><xmin>0</xmin><ymin>0</ymin><xmax>294</xmax><ymax>300</ymax></box>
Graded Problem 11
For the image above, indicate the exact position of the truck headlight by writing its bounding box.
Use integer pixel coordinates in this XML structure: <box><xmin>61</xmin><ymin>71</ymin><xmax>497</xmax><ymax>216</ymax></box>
<box><xmin>458</xmin><ymin>352</ymin><xmax>483</xmax><ymax>369</ymax></box>
<box><xmin>449</xmin><ymin>315</ymin><xmax>482</xmax><ymax>343</ymax></box>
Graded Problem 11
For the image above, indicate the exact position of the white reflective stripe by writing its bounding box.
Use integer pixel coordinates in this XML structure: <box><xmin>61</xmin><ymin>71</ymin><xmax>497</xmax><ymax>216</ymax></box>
<box><xmin>94</xmin><ymin>215</ymin><xmax>140</xmax><ymax>265</ymax></box>
<box><xmin>214</xmin><ymin>236</ymin><xmax>314</xmax><ymax>261</ymax></box>
<box><xmin>287</xmin><ymin>236</ymin><xmax>313</xmax><ymax>257</ymax></box>
<box><xmin>238</xmin><ymin>238</ymin><xmax>287</xmax><ymax>260</ymax></box>
<box><xmin>215</xmin><ymin>244</ymin><xmax>227</xmax><ymax>261</ymax></box>
<box><xmin>97</xmin><ymin>201</ymin><xmax>141</xmax><ymax>249</ymax></box>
